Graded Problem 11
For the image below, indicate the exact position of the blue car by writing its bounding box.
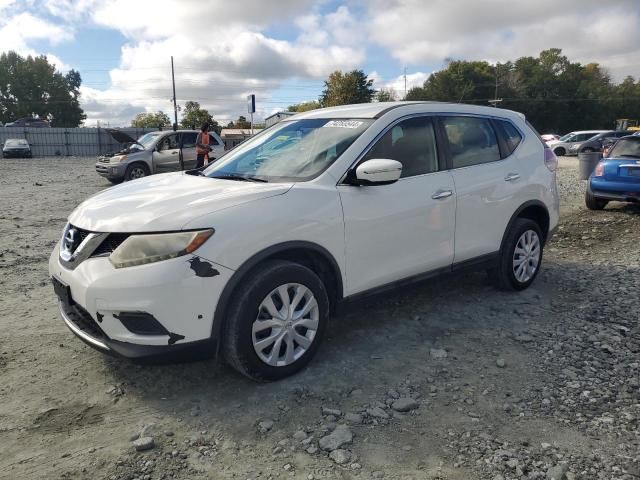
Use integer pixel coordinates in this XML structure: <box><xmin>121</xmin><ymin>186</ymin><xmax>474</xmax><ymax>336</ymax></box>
<box><xmin>586</xmin><ymin>135</ymin><xmax>640</xmax><ymax>210</ymax></box>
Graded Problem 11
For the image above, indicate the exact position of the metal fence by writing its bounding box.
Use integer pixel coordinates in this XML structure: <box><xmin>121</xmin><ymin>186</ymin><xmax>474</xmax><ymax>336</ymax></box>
<box><xmin>0</xmin><ymin>127</ymin><xmax>156</xmax><ymax>157</ymax></box>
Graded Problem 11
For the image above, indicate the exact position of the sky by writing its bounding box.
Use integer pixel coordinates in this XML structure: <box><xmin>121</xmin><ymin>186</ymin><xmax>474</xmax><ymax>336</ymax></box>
<box><xmin>1</xmin><ymin>0</ymin><xmax>640</xmax><ymax>126</ymax></box>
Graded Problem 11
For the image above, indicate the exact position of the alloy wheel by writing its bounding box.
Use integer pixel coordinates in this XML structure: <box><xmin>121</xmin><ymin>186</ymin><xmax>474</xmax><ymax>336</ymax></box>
<box><xmin>129</xmin><ymin>167</ymin><xmax>146</xmax><ymax>179</ymax></box>
<box><xmin>512</xmin><ymin>230</ymin><xmax>541</xmax><ymax>283</ymax></box>
<box><xmin>252</xmin><ymin>283</ymin><xmax>319</xmax><ymax>367</ymax></box>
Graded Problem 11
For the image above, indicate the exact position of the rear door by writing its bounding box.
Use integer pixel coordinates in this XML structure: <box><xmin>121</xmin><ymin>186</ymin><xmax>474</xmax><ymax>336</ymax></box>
<box><xmin>152</xmin><ymin>133</ymin><xmax>180</xmax><ymax>173</ymax></box>
<box><xmin>180</xmin><ymin>131</ymin><xmax>198</xmax><ymax>169</ymax></box>
<box><xmin>442</xmin><ymin>115</ymin><xmax>525</xmax><ymax>263</ymax></box>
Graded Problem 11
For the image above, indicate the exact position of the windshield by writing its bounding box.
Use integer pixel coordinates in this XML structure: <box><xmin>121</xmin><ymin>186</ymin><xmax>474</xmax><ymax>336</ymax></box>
<box><xmin>558</xmin><ymin>133</ymin><xmax>574</xmax><ymax>142</ymax></box>
<box><xmin>609</xmin><ymin>138</ymin><xmax>640</xmax><ymax>158</ymax></box>
<box><xmin>202</xmin><ymin>118</ymin><xmax>373</xmax><ymax>182</ymax></box>
<box><xmin>136</xmin><ymin>132</ymin><xmax>163</xmax><ymax>150</ymax></box>
<box><xmin>5</xmin><ymin>139</ymin><xmax>27</xmax><ymax>146</ymax></box>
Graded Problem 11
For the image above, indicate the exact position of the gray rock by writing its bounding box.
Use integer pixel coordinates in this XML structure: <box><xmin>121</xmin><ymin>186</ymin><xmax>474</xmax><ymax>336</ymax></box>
<box><xmin>515</xmin><ymin>333</ymin><xmax>534</xmax><ymax>343</ymax></box>
<box><xmin>292</xmin><ymin>430</ymin><xmax>307</xmax><ymax>441</ymax></box>
<box><xmin>547</xmin><ymin>464</ymin><xmax>569</xmax><ymax>480</ymax></box>
<box><xmin>329</xmin><ymin>449</ymin><xmax>351</xmax><ymax>465</ymax></box>
<box><xmin>430</xmin><ymin>348</ymin><xmax>448</xmax><ymax>359</ymax></box>
<box><xmin>322</xmin><ymin>407</ymin><xmax>342</xmax><ymax>417</ymax></box>
<box><xmin>319</xmin><ymin>425</ymin><xmax>353</xmax><ymax>451</ymax></box>
<box><xmin>367</xmin><ymin>407</ymin><xmax>389</xmax><ymax>419</ymax></box>
<box><xmin>391</xmin><ymin>398</ymin><xmax>419</xmax><ymax>412</ymax></box>
<box><xmin>345</xmin><ymin>413</ymin><xmax>363</xmax><ymax>424</ymax></box>
<box><xmin>133</xmin><ymin>437</ymin><xmax>155</xmax><ymax>451</ymax></box>
<box><xmin>258</xmin><ymin>420</ymin><xmax>274</xmax><ymax>433</ymax></box>
<box><xmin>306</xmin><ymin>445</ymin><xmax>318</xmax><ymax>454</ymax></box>
<box><xmin>496</xmin><ymin>358</ymin><xmax>506</xmax><ymax>368</ymax></box>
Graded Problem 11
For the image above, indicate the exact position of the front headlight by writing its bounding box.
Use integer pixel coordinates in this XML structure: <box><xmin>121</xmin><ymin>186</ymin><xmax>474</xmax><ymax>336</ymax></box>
<box><xmin>109</xmin><ymin>229</ymin><xmax>214</xmax><ymax>268</ymax></box>
<box><xmin>111</xmin><ymin>155</ymin><xmax>128</xmax><ymax>163</ymax></box>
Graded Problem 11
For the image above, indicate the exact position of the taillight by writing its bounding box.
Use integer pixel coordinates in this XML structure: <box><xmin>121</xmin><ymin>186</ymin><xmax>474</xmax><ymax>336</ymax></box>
<box><xmin>594</xmin><ymin>161</ymin><xmax>605</xmax><ymax>176</ymax></box>
<box><xmin>544</xmin><ymin>146</ymin><xmax>557</xmax><ymax>172</ymax></box>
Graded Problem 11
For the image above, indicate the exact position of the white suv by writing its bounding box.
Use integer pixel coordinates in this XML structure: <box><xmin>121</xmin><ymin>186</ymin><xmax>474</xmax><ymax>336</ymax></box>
<box><xmin>49</xmin><ymin>102</ymin><xmax>559</xmax><ymax>381</ymax></box>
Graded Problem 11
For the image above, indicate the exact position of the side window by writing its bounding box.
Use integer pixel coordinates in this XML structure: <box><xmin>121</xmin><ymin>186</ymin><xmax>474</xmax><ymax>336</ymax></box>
<box><xmin>362</xmin><ymin>116</ymin><xmax>438</xmax><ymax>178</ymax></box>
<box><xmin>159</xmin><ymin>134</ymin><xmax>178</xmax><ymax>151</ymax></box>
<box><xmin>442</xmin><ymin>116</ymin><xmax>500</xmax><ymax>168</ymax></box>
<box><xmin>181</xmin><ymin>132</ymin><xmax>198</xmax><ymax>148</ymax></box>
<box><xmin>498</xmin><ymin>120</ymin><xmax>523</xmax><ymax>156</ymax></box>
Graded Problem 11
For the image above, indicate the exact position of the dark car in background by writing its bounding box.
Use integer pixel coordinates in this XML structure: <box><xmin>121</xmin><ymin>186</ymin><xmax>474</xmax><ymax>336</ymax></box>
<box><xmin>579</xmin><ymin>130</ymin><xmax>631</xmax><ymax>154</ymax></box>
<box><xmin>2</xmin><ymin>138</ymin><xmax>32</xmax><ymax>158</ymax></box>
<box><xmin>587</xmin><ymin>135</ymin><xmax>640</xmax><ymax>209</ymax></box>
<box><xmin>4</xmin><ymin>117</ymin><xmax>51</xmax><ymax>128</ymax></box>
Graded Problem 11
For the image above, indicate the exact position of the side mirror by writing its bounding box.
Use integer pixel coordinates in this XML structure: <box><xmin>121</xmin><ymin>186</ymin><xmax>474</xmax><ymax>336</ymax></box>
<box><xmin>354</xmin><ymin>159</ymin><xmax>402</xmax><ymax>185</ymax></box>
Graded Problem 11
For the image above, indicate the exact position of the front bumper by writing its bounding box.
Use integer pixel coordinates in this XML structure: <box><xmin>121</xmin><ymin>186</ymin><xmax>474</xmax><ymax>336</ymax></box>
<box><xmin>95</xmin><ymin>161</ymin><xmax>126</xmax><ymax>179</ymax></box>
<box><xmin>2</xmin><ymin>149</ymin><xmax>32</xmax><ymax>158</ymax></box>
<box><xmin>49</xmin><ymin>242</ymin><xmax>233</xmax><ymax>358</ymax></box>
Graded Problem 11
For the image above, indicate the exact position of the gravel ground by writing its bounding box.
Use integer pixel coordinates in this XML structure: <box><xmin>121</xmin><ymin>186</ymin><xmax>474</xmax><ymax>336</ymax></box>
<box><xmin>0</xmin><ymin>156</ymin><xmax>638</xmax><ymax>480</ymax></box>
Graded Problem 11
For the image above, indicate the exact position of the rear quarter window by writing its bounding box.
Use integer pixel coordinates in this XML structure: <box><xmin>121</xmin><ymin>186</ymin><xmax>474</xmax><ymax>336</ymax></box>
<box><xmin>497</xmin><ymin>120</ymin><xmax>523</xmax><ymax>156</ymax></box>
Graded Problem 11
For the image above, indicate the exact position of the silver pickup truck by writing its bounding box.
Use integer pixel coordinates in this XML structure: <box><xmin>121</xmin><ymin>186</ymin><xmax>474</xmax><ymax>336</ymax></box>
<box><xmin>96</xmin><ymin>129</ymin><xmax>225</xmax><ymax>183</ymax></box>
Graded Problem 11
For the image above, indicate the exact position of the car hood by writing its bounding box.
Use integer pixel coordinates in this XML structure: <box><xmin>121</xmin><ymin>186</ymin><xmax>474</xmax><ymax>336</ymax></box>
<box><xmin>68</xmin><ymin>172</ymin><xmax>293</xmax><ymax>232</ymax></box>
<box><xmin>104</xmin><ymin>128</ymin><xmax>139</xmax><ymax>144</ymax></box>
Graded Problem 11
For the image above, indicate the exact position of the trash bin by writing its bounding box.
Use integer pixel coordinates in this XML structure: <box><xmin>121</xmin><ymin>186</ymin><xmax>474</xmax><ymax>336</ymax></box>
<box><xmin>578</xmin><ymin>151</ymin><xmax>602</xmax><ymax>180</ymax></box>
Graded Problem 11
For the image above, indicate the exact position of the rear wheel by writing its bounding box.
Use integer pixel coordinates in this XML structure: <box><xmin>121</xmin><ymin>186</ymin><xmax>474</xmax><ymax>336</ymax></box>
<box><xmin>124</xmin><ymin>163</ymin><xmax>149</xmax><ymax>181</ymax></box>
<box><xmin>223</xmin><ymin>260</ymin><xmax>329</xmax><ymax>381</ymax></box>
<box><xmin>489</xmin><ymin>218</ymin><xmax>544</xmax><ymax>291</ymax></box>
<box><xmin>585</xmin><ymin>189</ymin><xmax>608</xmax><ymax>210</ymax></box>
<box><xmin>554</xmin><ymin>147</ymin><xmax>566</xmax><ymax>156</ymax></box>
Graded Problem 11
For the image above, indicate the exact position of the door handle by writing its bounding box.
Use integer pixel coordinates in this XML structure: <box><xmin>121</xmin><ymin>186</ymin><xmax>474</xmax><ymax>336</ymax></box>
<box><xmin>431</xmin><ymin>189</ymin><xmax>453</xmax><ymax>200</ymax></box>
<box><xmin>171</xmin><ymin>151</ymin><xmax>178</xmax><ymax>155</ymax></box>
<box><xmin>504</xmin><ymin>173</ymin><xmax>520</xmax><ymax>182</ymax></box>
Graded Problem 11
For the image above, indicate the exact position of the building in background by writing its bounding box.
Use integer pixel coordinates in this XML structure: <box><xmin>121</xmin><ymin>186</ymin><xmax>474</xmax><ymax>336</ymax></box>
<box><xmin>264</xmin><ymin>111</ymin><xmax>294</xmax><ymax>128</ymax></box>
<box><xmin>220</xmin><ymin>128</ymin><xmax>263</xmax><ymax>150</ymax></box>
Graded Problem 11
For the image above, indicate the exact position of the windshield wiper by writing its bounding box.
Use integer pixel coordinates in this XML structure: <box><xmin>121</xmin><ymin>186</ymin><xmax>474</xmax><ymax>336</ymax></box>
<box><xmin>617</xmin><ymin>154</ymin><xmax>640</xmax><ymax>158</ymax></box>
<box><xmin>210</xmin><ymin>174</ymin><xmax>268</xmax><ymax>183</ymax></box>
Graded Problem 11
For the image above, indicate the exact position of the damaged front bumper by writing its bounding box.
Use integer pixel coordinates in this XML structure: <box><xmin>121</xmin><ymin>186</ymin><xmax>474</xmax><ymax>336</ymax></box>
<box><xmin>49</xmin><ymin>242</ymin><xmax>233</xmax><ymax>359</ymax></box>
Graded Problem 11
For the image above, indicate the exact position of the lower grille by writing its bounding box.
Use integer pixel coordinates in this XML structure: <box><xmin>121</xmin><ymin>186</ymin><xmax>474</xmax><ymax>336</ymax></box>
<box><xmin>92</xmin><ymin>233</ymin><xmax>130</xmax><ymax>256</ymax></box>
<box><xmin>61</xmin><ymin>301</ymin><xmax>107</xmax><ymax>341</ymax></box>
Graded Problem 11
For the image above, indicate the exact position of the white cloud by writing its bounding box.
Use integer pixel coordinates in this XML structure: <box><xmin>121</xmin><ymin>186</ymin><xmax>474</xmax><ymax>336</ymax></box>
<box><xmin>368</xmin><ymin>0</ymin><xmax>640</xmax><ymax>80</ymax></box>
<box><xmin>0</xmin><ymin>12</ymin><xmax>74</xmax><ymax>56</ymax></box>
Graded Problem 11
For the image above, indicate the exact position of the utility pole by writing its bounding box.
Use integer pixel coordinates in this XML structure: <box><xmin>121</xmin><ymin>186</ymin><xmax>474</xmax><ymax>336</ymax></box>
<box><xmin>171</xmin><ymin>56</ymin><xmax>178</xmax><ymax>130</ymax></box>
<box><xmin>403</xmin><ymin>67</ymin><xmax>407</xmax><ymax>99</ymax></box>
<box><xmin>489</xmin><ymin>64</ymin><xmax>502</xmax><ymax>108</ymax></box>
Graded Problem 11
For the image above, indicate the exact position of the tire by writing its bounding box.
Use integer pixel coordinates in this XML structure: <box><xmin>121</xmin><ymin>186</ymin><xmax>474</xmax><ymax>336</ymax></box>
<box><xmin>222</xmin><ymin>260</ymin><xmax>329</xmax><ymax>381</ymax></box>
<box><xmin>124</xmin><ymin>163</ymin><xmax>149</xmax><ymax>181</ymax></box>
<box><xmin>585</xmin><ymin>189</ymin><xmax>608</xmax><ymax>210</ymax></box>
<box><xmin>553</xmin><ymin>147</ymin><xmax>566</xmax><ymax>156</ymax></box>
<box><xmin>489</xmin><ymin>218</ymin><xmax>544</xmax><ymax>291</ymax></box>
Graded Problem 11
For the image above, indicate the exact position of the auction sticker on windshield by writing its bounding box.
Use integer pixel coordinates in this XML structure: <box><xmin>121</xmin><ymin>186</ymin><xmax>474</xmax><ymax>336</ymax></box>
<box><xmin>323</xmin><ymin>120</ymin><xmax>364</xmax><ymax>129</ymax></box>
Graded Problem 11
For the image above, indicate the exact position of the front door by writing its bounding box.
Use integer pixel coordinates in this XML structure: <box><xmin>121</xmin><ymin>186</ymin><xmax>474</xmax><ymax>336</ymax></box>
<box><xmin>338</xmin><ymin>116</ymin><xmax>456</xmax><ymax>296</ymax></box>
<box><xmin>153</xmin><ymin>133</ymin><xmax>180</xmax><ymax>173</ymax></box>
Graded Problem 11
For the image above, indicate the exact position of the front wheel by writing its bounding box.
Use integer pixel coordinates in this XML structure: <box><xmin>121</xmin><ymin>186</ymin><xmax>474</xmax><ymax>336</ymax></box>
<box><xmin>222</xmin><ymin>260</ymin><xmax>329</xmax><ymax>381</ymax></box>
<box><xmin>124</xmin><ymin>163</ymin><xmax>149</xmax><ymax>181</ymax></box>
<box><xmin>489</xmin><ymin>218</ymin><xmax>544</xmax><ymax>291</ymax></box>
<box><xmin>554</xmin><ymin>147</ymin><xmax>566</xmax><ymax>157</ymax></box>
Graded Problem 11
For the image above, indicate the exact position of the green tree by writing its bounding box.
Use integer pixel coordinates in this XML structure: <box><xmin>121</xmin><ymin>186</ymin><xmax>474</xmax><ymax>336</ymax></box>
<box><xmin>0</xmin><ymin>51</ymin><xmax>85</xmax><ymax>127</ymax></box>
<box><xmin>287</xmin><ymin>100</ymin><xmax>320</xmax><ymax>112</ymax></box>
<box><xmin>179</xmin><ymin>101</ymin><xmax>221</xmax><ymax>134</ymax></box>
<box><xmin>227</xmin><ymin>115</ymin><xmax>251</xmax><ymax>129</ymax></box>
<box><xmin>131</xmin><ymin>111</ymin><xmax>171</xmax><ymax>128</ymax></box>
<box><xmin>375</xmin><ymin>88</ymin><xmax>397</xmax><ymax>102</ymax></box>
<box><xmin>319</xmin><ymin>69</ymin><xmax>375</xmax><ymax>107</ymax></box>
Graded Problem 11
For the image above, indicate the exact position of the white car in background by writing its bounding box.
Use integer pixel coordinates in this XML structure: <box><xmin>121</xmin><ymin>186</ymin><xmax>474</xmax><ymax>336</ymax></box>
<box><xmin>50</xmin><ymin>102</ymin><xmax>559</xmax><ymax>381</ymax></box>
<box><xmin>547</xmin><ymin>130</ymin><xmax>607</xmax><ymax>156</ymax></box>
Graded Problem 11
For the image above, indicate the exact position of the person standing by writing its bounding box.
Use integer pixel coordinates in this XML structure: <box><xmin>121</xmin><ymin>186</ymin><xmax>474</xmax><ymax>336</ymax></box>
<box><xmin>196</xmin><ymin>123</ymin><xmax>213</xmax><ymax>168</ymax></box>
